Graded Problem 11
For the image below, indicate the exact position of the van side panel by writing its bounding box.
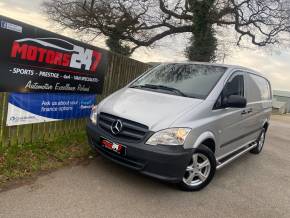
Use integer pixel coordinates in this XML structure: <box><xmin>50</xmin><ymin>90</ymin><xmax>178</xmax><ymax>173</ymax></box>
<box><xmin>245</xmin><ymin>72</ymin><xmax>272</xmax><ymax>139</ymax></box>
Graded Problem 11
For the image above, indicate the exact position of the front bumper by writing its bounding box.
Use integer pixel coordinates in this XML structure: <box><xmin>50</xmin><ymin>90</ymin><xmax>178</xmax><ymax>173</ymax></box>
<box><xmin>86</xmin><ymin>122</ymin><xmax>194</xmax><ymax>183</ymax></box>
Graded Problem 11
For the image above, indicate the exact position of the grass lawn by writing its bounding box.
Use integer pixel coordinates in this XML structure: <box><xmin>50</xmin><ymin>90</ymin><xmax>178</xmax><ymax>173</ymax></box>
<box><xmin>0</xmin><ymin>131</ymin><xmax>92</xmax><ymax>188</ymax></box>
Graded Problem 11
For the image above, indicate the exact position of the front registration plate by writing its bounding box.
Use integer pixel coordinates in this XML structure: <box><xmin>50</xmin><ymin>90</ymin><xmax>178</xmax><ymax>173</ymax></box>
<box><xmin>100</xmin><ymin>138</ymin><xmax>126</xmax><ymax>155</ymax></box>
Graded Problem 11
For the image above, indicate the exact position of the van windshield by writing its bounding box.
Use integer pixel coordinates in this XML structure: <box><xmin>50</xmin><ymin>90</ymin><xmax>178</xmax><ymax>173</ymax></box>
<box><xmin>130</xmin><ymin>64</ymin><xmax>227</xmax><ymax>99</ymax></box>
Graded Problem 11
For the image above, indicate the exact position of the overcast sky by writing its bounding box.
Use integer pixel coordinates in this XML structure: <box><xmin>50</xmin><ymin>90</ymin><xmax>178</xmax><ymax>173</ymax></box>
<box><xmin>1</xmin><ymin>0</ymin><xmax>290</xmax><ymax>91</ymax></box>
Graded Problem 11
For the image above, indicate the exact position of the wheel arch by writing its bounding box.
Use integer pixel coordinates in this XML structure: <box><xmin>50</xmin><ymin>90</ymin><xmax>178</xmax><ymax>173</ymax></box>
<box><xmin>263</xmin><ymin>121</ymin><xmax>269</xmax><ymax>132</ymax></box>
<box><xmin>192</xmin><ymin>131</ymin><xmax>216</xmax><ymax>153</ymax></box>
<box><xmin>201</xmin><ymin>138</ymin><xmax>216</xmax><ymax>154</ymax></box>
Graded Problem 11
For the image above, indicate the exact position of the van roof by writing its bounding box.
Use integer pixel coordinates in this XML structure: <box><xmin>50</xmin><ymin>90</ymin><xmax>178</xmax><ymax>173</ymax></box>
<box><xmin>159</xmin><ymin>61</ymin><xmax>264</xmax><ymax>77</ymax></box>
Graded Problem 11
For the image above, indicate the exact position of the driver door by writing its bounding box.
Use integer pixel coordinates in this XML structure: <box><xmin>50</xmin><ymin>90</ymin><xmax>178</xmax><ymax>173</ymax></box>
<box><xmin>214</xmin><ymin>71</ymin><xmax>249</xmax><ymax>157</ymax></box>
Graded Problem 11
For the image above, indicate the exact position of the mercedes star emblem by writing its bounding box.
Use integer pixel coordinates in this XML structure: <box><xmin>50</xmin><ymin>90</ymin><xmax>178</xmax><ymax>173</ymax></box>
<box><xmin>111</xmin><ymin>119</ymin><xmax>123</xmax><ymax>135</ymax></box>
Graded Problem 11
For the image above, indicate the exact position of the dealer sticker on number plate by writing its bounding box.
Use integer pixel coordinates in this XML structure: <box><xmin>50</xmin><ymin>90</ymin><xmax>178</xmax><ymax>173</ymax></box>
<box><xmin>100</xmin><ymin>138</ymin><xmax>125</xmax><ymax>155</ymax></box>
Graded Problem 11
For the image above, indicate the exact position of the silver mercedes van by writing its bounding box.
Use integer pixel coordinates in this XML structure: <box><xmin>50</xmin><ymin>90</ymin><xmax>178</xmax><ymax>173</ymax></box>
<box><xmin>87</xmin><ymin>63</ymin><xmax>272</xmax><ymax>191</ymax></box>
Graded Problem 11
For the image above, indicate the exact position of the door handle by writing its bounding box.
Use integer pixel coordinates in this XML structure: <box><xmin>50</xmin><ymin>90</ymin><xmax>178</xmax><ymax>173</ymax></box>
<box><xmin>241</xmin><ymin>108</ymin><xmax>253</xmax><ymax>115</ymax></box>
<box><xmin>241</xmin><ymin>110</ymin><xmax>248</xmax><ymax>115</ymax></box>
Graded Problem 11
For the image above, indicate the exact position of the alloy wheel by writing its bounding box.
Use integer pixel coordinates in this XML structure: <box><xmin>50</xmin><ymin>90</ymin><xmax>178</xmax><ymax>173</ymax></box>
<box><xmin>258</xmin><ymin>131</ymin><xmax>265</xmax><ymax>151</ymax></box>
<box><xmin>182</xmin><ymin>153</ymin><xmax>211</xmax><ymax>187</ymax></box>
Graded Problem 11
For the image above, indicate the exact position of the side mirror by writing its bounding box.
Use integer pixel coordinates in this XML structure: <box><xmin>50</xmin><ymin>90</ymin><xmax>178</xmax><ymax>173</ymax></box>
<box><xmin>223</xmin><ymin>95</ymin><xmax>247</xmax><ymax>108</ymax></box>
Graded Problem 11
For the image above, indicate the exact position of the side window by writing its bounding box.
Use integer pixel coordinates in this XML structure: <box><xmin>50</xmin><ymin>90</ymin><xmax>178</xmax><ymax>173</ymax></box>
<box><xmin>247</xmin><ymin>74</ymin><xmax>271</xmax><ymax>102</ymax></box>
<box><xmin>259</xmin><ymin>79</ymin><xmax>271</xmax><ymax>100</ymax></box>
<box><xmin>214</xmin><ymin>72</ymin><xmax>244</xmax><ymax>109</ymax></box>
<box><xmin>224</xmin><ymin>74</ymin><xmax>244</xmax><ymax>97</ymax></box>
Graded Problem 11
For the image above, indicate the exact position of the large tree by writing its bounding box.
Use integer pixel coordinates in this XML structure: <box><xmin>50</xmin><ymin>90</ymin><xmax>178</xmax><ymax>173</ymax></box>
<box><xmin>44</xmin><ymin>0</ymin><xmax>290</xmax><ymax>61</ymax></box>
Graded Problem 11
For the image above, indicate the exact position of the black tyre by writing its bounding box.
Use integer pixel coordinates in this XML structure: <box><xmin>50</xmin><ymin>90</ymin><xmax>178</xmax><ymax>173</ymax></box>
<box><xmin>178</xmin><ymin>145</ymin><xmax>216</xmax><ymax>191</ymax></box>
<box><xmin>250</xmin><ymin>128</ymin><xmax>266</xmax><ymax>154</ymax></box>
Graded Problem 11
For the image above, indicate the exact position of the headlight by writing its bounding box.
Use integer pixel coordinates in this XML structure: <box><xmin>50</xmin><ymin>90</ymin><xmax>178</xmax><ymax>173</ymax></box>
<box><xmin>90</xmin><ymin>105</ymin><xmax>97</xmax><ymax>125</ymax></box>
<box><xmin>146</xmin><ymin>128</ymin><xmax>191</xmax><ymax>146</ymax></box>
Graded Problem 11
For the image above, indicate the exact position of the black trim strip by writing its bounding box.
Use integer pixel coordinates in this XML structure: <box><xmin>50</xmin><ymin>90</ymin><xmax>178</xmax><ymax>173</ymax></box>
<box><xmin>220</xmin><ymin>128</ymin><xmax>261</xmax><ymax>148</ymax></box>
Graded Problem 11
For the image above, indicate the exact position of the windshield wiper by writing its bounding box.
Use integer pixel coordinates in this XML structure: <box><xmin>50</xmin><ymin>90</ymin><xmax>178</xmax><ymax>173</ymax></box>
<box><xmin>131</xmin><ymin>84</ymin><xmax>188</xmax><ymax>97</ymax></box>
<box><xmin>130</xmin><ymin>84</ymin><xmax>158</xmax><ymax>89</ymax></box>
<box><xmin>154</xmin><ymin>85</ymin><xmax>188</xmax><ymax>97</ymax></box>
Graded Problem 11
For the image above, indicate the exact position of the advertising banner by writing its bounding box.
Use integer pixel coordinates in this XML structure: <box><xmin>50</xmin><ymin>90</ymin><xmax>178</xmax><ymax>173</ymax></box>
<box><xmin>0</xmin><ymin>15</ymin><xmax>108</xmax><ymax>94</ymax></box>
<box><xmin>6</xmin><ymin>93</ymin><xmax>96</xmax><ymax>126</ymax></box>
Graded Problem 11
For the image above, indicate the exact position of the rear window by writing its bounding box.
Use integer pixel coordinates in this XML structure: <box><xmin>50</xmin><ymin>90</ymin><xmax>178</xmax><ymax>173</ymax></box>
<box><xmin>131</xmin><ymin>64</ymin><xmax>227</xmax><ymax>99</ymax></box>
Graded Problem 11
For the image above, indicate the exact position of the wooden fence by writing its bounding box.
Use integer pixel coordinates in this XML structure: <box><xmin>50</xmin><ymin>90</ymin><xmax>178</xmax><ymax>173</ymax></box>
<box><xmin>0</xmin><ymin>53</ymin><xmax>149</xmax><ymax>147</ymax></box>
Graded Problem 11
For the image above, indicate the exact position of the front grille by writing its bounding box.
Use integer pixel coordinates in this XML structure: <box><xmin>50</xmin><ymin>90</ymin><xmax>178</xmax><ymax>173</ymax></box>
<box><xmin>98</xmin><ymin>112</ymin><xmax>149</xmax><ymax>142</ymax></box>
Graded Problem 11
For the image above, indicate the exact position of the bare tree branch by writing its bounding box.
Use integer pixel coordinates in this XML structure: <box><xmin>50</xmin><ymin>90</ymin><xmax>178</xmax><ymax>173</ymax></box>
<box><xmin>43</xmin><ymin>0</ymin><xmax>290</xmax><ymax>55</ymax></box>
